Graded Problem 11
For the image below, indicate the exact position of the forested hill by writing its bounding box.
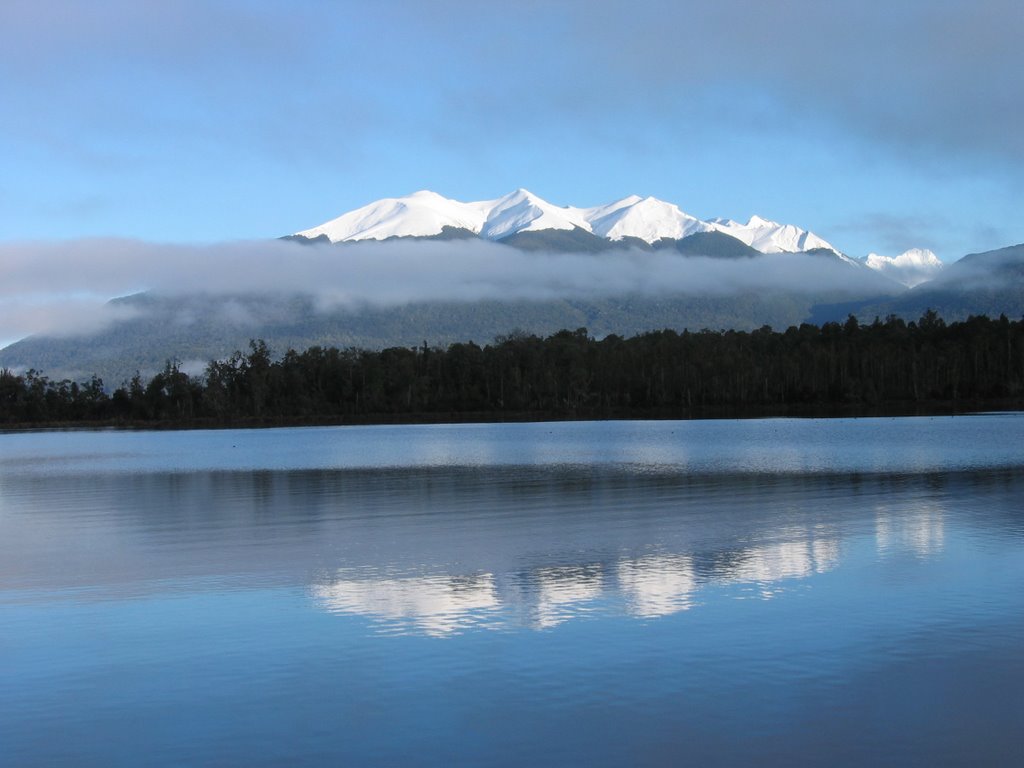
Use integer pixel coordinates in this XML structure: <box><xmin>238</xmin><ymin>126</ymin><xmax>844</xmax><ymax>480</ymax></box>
<box><xmin>1</xmin><ymin>312</ymin><xmax>1022</xmax><ymax>427</ymax></box>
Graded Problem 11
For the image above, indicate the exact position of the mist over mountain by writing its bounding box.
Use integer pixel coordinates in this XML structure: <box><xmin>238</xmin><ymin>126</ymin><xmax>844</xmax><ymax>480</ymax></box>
<box><xmin>0</xmin><ymin>290</ymin><xmax>872</xmax><ymax>386</ymax></box>
<box><xmin>0</xmin><ymin>233</ymin><xmax>897</xmax><ymax>385</ymax></box>
<box><xmin>2</xmin><ymin>191</ymin><xmax>1021</xmax><ymax>387</ymax></box>
<box><xmin>845</xmin><ymin>244</ymin><xmax>1024</xmax><ymax>322</ymax></box>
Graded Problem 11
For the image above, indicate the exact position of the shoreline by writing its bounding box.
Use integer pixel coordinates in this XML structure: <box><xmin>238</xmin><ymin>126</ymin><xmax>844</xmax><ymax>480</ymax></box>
<box><xmin>3</xmin><ymin>398</ymin><xmax>1022</xmax><ymax>433</ymax></box>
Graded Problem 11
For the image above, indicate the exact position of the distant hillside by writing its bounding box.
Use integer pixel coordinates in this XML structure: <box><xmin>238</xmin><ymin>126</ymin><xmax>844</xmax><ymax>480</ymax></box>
<box><xmin>658</xmin><ymin>231</ymin><xmax>762</xmax><ymax>258</ymax></box>
<box><xmin>494</xmin><ymin>227</ymin><xmax>616</xmax><ymax>253</ymax></box>
<box><xmin>0</xmin><ymin>287</ymin><xmax>881</xmax><ymax>386</ymax></box>
<box><xmin>816</xmin><ymin>244</ymin><xmax>1024</xmax><ymax>322</ymax></box>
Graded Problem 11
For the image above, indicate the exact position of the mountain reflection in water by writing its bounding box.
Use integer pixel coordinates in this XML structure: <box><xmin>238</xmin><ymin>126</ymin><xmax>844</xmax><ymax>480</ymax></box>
<box><xmin>311</xmin><ymin>522</ymin><xmax>851</xmax><ymax>634</ymax></box>
<box><xmin>299</xmin><ymin>470</ymin><xmax>955</xmax><ymax>636</ymax></box>
<box><xmin>2</xmin><ymin>419</ymin><xmax>1023</xmax><ymax>768</ymax></box>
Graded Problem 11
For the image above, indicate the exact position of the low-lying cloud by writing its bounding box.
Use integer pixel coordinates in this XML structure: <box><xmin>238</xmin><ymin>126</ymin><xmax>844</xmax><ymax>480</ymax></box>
<box><xmin>0</xmin><ymin>238</ymin><xmax>898</xmax><ymax>346</ymax></box>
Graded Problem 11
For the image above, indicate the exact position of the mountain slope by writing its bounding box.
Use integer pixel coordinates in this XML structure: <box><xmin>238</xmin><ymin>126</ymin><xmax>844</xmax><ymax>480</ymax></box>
<box><xmin>706</xmin><ymin>215</ymin><xmax>840</xmax><ymax>256</ymax></box>
<box><xmin>814</xmin><ymin>244</ymin><xmax>1024</xmax><ymax>322</ymax></box>
<box><xmin>662</xmin><ymin>231</ymin><xmax>762</xmax><ymax>258</ymax></box>
<box><xmin>479</xmin><ymin>189</ymin><xmax>589</xmax><ymax>239</ymax></box>
<box><xmin>0</xmin><ymin>288</ymin><xmax>885</xmax><ymax>386</ymax></box>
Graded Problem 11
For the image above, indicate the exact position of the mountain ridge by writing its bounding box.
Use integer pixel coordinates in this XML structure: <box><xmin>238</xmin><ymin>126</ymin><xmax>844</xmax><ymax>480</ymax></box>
<box><xmin>294</xmin><ymin>189</ymin><xmax>849</xmax><ymax>256</ymax></box>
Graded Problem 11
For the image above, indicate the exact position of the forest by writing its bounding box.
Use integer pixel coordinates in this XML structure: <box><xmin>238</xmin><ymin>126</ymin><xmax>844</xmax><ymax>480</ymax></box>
<box><xmin>1</xmin><ymin>311</ymin><xmax>1023</xmax><ymax>427</ymax></box>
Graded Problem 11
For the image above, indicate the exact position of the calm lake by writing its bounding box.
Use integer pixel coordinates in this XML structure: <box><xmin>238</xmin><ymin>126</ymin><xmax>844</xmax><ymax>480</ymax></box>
<box><xmin>2</xmin><ymin>417</ymin><xmax>1023</xmax><ymax>766</ymax></box>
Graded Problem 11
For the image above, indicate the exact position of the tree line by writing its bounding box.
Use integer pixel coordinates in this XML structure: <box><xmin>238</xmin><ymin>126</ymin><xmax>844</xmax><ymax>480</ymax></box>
<box><xmin>1</xmin><ymin>311</ymin><xmax>1023</xmax><ymax>426</ymax></box>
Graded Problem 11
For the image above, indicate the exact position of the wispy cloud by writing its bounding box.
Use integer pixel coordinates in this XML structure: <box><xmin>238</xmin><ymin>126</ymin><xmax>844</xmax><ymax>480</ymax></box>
<box><xmin>0</xmin><ymin>238</ymin><xmax>898</xmax><ymax>346</ymax></box>
<box><xmin>0</xmin><ymin>297</ymin><xmax>140</xmax><ymax>346</ymax></box>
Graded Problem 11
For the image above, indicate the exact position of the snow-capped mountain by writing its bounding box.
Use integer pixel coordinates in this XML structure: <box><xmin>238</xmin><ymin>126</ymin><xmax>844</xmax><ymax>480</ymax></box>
<box><xmin>294</xmin><ymin>189</ymin><xmax>839</xmax><ymax>255</ymax></box>
<box><xmin>864</xmin><ymin>249</ymin><xmax>943</xmax><ymax>288</ymax></box>
<box><xmin>478</xmin><ymin>189</ymin><xmax>588</xmax><ymax>239</ymax></box>
<box><xmin>588</xmin><ymin>196</ymin><xmax>712</xmax><ymax>242</ymax></box>
<box><xmin>295</xmin><ymin>190</ymin><xmax>488</xmax><ymax>243</ymax></box>
<box><xmin>707</xmin><ymin>215</ymin><xmax>838</xmax><ymax>255</ymax></box>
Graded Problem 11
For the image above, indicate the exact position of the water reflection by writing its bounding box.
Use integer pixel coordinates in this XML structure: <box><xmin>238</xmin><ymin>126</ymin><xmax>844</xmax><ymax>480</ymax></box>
<box><xmin>311</xmin><ymin>525</ymin><xmax>844</xmax><ymax>634</ymax></box>
<box><xmin>723</xmin><ymin>533</ymin><xmax>840</xmax><ymax>596</ymax></box>
<box><xmin>617</xmin><ymin>554</ymin><xmax>696</xmax><ymax>617</ymax></box>
<box><xmin>313</xmin><ymin>572</ymin><xmax>500</xmax><ymax>636</ymax></box>
<box><xmin>876</xmin><ymin>500</ymin><xmax>945</xmax><ymax>557</ymax></box>
<box><xmin>1</xmin><ymin>455</ymin><xmax>1014</xmax><ymax>638</ymax></box>
<box><xmin>4</xmin><ymin>425</ymin><xmax>1024</xmax><ymax>767</ymax></box>
<box><xmin>530</xmin><ymin>565</ymin><xmax>605</xmax><ymax>629</ymax></box>
<box><xmin>299</xmin><ymin>473</ymin><xmax>980</xmax><ymax>635</ymax></box>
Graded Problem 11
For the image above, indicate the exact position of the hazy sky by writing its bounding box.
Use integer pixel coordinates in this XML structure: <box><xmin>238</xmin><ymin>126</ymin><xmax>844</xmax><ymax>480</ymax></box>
<box><xmin>2</xmin><ymin>0</ymin><xmax>1022</xmax><ymax>260</ymax></box>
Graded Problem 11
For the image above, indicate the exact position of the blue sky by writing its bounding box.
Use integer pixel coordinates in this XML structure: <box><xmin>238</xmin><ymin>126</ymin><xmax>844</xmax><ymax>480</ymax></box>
<box><xmin>2</xmin><ymin>0</ymin><xmax>1022</xmax><ymax>260</ymax></box>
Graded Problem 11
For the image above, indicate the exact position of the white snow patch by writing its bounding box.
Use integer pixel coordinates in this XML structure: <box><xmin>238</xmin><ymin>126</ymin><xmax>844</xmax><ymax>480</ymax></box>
<box><xmin>864</xmin><ymin>248</ymin><xmax>943</xmax><ymax>288</ymax></box>
<box><xmin>479</xmin><ymin>188</ymin><xmax>589</xmax><ymax>239</ymax></box>
<box><xmin>708</xmin><ymin>215</ymin><xmax>839</xmax><ymax>255</ymax></box>
<box><xmin>588</xmin><ymin>196</ymin><xmax>711</xmax><ymax>242</ymax></box>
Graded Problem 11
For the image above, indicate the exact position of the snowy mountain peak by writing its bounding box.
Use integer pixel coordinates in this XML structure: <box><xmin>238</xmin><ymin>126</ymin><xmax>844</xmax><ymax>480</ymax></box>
<box><xmin>294</xmin><ymin>190</ymin><xmax>843</xmax><ymax>254</ymax></box>
<box><xmin>295</xmin><ymin>191</ymin><xmax>487</xmax><ymax>243</ymax></box>
<box><xmin>708</xmin><ymin>214</ymin><xmax>835</xmax><ymax>255</ymax></box>
<box><xmin>864</xmin><ymin>248</ymin><xmax>943</xmax><ymax>288</ymax></box>
<box><xmin>588</xmin><ymin>196</ymin><xmax>710</xmax><ymax>242</ymax></box>
<box><xmin>481</xmin><ymin>189</ymin><xmax>587</xmax><ymax>239</ymax></box>
<box><xmin>866</xmin><ymin>248</ymin><xmax>942</xmax><ymax>269</ymax></box>
<box><xmin>499</xmin><ymin>188</ymin><xmax>539</xmax><ymax>204</ymax></box>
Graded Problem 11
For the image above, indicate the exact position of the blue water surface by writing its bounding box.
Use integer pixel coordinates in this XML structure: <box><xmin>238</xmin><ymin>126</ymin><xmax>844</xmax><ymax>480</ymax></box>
<box><xmin>1</xmin><ymin>416</ymin><xmax>1023</xmax><ymax>766</ymax></box>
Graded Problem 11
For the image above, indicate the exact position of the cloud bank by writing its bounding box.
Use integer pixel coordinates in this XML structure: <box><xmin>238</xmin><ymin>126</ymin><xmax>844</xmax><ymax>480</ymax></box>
<box><xmin>0</xmin><ymin>238</ymin><xmax>899</xmax><ymax>347</ymax></box>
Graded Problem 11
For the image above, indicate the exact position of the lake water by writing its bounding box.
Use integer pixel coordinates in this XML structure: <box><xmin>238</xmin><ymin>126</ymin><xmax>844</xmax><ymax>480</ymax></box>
<box><xmin>2</xmin><ymin>417</ymin><xmax>1023</xmax><ymax>766</ymax></box>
